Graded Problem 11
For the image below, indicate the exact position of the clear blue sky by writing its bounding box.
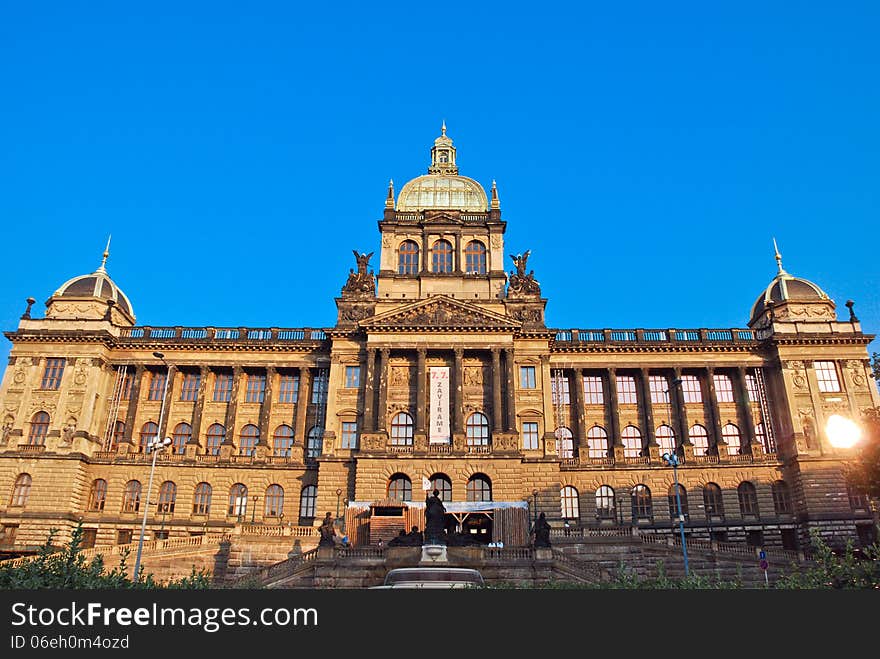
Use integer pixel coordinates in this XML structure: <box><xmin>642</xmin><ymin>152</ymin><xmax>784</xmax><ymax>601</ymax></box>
<box><xmin>1</xmin><ymin>2</ymin><xmax>878</xmax><ymax>362</ymax></box>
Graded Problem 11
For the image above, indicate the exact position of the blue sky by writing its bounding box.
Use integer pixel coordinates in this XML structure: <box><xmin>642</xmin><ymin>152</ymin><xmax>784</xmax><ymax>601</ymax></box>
<box><xmin>1</xmin><ymin>2</ymin><xmax>878</xmax><ymax>362</ymax></box>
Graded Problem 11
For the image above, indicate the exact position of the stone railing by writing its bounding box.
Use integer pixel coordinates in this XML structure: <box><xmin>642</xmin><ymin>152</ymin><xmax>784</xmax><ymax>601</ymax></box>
<box><xmin>485</xmin><ymin>547</ymin><xmax>533</xmax><ymax>561</ymax></box>
<box><xmin>553</xmin><ymin>328</ymin><xmax>757</xmax><ymax>347</ymax></box>
<box><xmin>236</xmin><ymin>548</ymin><xmax>319</xmax><ymax>586</ymax></box>
<box><xmin>117</xmin><ymin>326</ymin><xmax>329</xmax><ymax>345</ymax></box>
<box><xmin>236</xmin><ymin>524</ymin><xmax>317</xmax><ymax>538</ymax></box>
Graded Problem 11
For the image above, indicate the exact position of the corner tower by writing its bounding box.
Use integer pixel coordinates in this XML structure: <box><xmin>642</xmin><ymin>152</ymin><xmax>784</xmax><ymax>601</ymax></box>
<box><xmin>375</xmin><ymin>125</ymin><xmax>508</xmax><ymax>308</ymax></box>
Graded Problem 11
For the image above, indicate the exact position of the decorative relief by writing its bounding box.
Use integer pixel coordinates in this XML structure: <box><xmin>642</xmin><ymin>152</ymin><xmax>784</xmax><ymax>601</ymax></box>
<box><xmin>510</xmin><ymin>308</ymin><xmax>543</xmax><ymax>323</ymax></box>
<box><xmin>490</xmin><ymin>235</ymin><xmax>502</xmax><ymax>250</ymax></box>
<box><xmin>390</xmin><ymin>367</ymin><xmax>411</xmax><ymax>387</ymax></box>
<box><xmin>774</xmin><ymin>304</ymin><xmax>835</xmax><ymax>320</ymax></box>
<box><xmin>493</xmin><ymin>434</ymin><xmax>518</xmax><ymax>451</ymax></box>
<box><xmin>73</xmin><ymin>365</ymin><xmax>88</xmax><ymax>386</ymax></box>
<box><xmin>339</xmin><ymin>305</ymin><xmax>374</xmax><ymax>322</ymax></box>
<box><xmin>61</xmin><ymin>418</ymin><xmax>77</xmax><ymax>444</ymax></box>
<box><xmin>852</xmin><ymin>373</ymin><xmax>866</xmax><ymax>388</ymax></box>
<box><xmin>12</xmin><ymin>368</ymin><xmax>26</xmax><ymax>385</ymax></box>
<box><xmin>382</xmin><ymin>234</ymin><xmax>391</xmax><ymax>248</ymax></box>
<box><xmin>784</xmin><ymin>361</ymin><xmax>805</xmax><ymax>370</ymax></box>
<box><xmin>361</xmin><ymin>434</ymin><xmax>384</xmax><ymax>451</ymax></box>
<box><xmin>0</xmin><ymin>416</ymin><xmax>13</xmax><ymax>445</ymax></box>
<box><xmin>463</xmin><ymin>367</ymin><xmax>484</xmax><ymax>387</ymax></box>
<box><xmin>29</xmin><ymin>395</ymin><xmax>58</xmax><ymax>415</ymax></box>
<box><xmin>792</xmin><ymin>373</ymin><xmax>807</xmax><ymax>390</ymax></box>
<box><xmin>383</xmin><ymin>300</ymin><xmax>506</xmax><ymax>328</ymax></box>
<box><xmin>387</xmin><ymin>403</ymin><xmax>409</xmax><ymax>415</ymax></box>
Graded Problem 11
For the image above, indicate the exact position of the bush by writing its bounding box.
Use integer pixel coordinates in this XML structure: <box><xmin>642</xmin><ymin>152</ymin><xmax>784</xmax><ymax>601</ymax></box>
<box><xmin>775</xmin><ymin>529</ymin><xmax>880</xmax><ymax>589</ymax></box>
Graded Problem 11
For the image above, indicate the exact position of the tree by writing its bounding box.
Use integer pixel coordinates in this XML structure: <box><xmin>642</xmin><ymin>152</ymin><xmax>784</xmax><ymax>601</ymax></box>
<box><xmin>845</xmin><ymin>407</ymin><xmax>880</xmax><ymax>501</ymax></box>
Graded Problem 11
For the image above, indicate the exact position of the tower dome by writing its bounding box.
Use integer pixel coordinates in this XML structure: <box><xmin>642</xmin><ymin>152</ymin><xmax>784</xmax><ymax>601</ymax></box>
<box><xmin>45</xmin><ymin>238</ymin><xmax>136</xmax><ymax>324</ymax></box>
<box><xmin>748</xmin><ymin>241</ymin><xmax>834</xmax><ymax>327</ymax></box>
<box><xmin>395</xmin><ymin>123</ymin><xmax>489</xmax><ymax>212</ymax></box>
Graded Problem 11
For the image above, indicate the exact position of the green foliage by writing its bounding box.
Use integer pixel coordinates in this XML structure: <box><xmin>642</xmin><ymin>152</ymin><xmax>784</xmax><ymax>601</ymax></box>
<box><xmin>596</xmin><ymin>561</ymin><xmax>743</xmax><ymax>589</ymax></box>
<box><xmin>774</xmin><ymin>529</ymin><xmax>880</xmax><ymax>589</ymax></box>
<box><xmin>0</xmin><ymin>523</ymin><xmax>212</xmax><ymax>590</ymax></box>
<box><xmin>845</xmin><ymin>407</ymin><xmax>880</xmax><ymax>500</ymax></box>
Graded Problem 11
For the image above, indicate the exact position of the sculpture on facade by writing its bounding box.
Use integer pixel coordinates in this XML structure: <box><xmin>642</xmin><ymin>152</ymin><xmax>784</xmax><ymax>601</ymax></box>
<box><xmin>318</xmin><ymin>512</ymin><xmax>336</xmax><ymax>547</ymax></box>
<box><xmin>342</xmin><ymin>250</ymin><xmax>376</xmax><ymax>296</ymax></box>
<box><xmin>507</xmin><ymin>250</ymin><xmax>541</xmax><ymax>296</ymax></box>
<box><xmin>424</xmin><ymin>489</ymin><xmax>447</xmax><ymax>545</ymax></box>
<box><xmin>532</xmin><ymin>512</ymin><xmax>551</xmax><ymax>548</ymax></box>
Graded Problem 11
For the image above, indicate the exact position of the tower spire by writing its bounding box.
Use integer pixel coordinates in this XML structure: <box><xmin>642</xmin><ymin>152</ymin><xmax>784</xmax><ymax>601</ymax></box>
<box><xmin>96</xmin><ymin>235</ymin><xmax>111</xmax><ymax>273</ymax></box>
<box><xmin>490</xmin><ymin>180</ymin><xmax>500</xmax><ymax>210</ymax></box>
<box><xmin>385</xmin><ymin>179</ymin><xmax>395</xmax><ymax>208</ymax></box>
<box><xmin>772</xmin><ymin>237</ymin><xmax>786</xmax><ymax>275</ymax></box>
<box><xmin>441</xmin><ymin>119</ymin><xmax>446</xmax><ymax>137</ymax></box>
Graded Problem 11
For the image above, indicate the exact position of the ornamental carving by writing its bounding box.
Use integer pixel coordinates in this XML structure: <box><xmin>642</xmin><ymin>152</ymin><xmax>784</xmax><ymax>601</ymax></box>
<box><xmin>507</xmin><ymin>251</ymin><xmax>541</xmax><ymax>297</ymax></box>
<box><xmin>342</xmin><ymin>250</ymin><xmax>376</xmax><ymax>296</ymax></box>
<box><xmin>12</xmin><ymin>368</ymin><xmax>26</xmax><ymax>385</ymax></box>
<box><xmin>792</xmin><ymin>374</ymin><xmax>807</xmax><ymax>390</ymax></box>
<box><xmin>852</xmin><ymin>373</ymin><xmax>866</xmax><ymax>388</ymax></box>
<box><xmin>784</xmin><ymin>361</ymin><xmax>804</xmax><ymax>370</ymax></box>
<box><xmin>0</xmin><ymin>417</ymin><xmax>13</xmax><ymax>445</ymax></box>
<box><xmin>61</xmin><ymin>418</ymin><xmax>77</xmax><ymax>444</ymax></box>
<box><xmin>387</xmin><ymin>301</ymin><xmax>506</xmax><ymax>328</ymax></box>
<box><xmin>29</xmin><ymin>395</ymin><xmax>57</xmax><ymax>415</ymax></box>
<box><xmin>390</xmin><ymin>367</ymin><xmax>411</xmax><ymax>387</ymax></box>
<box><xmin>490</xmin><ymin>235</ymin><xmax>502</xmax><ymax>249</ymax></box>
<box><xmin>463</xmin><ymin>367</ymin><xmax>484</xmax><ymax>387</ymax></box>
<box><xmin>494</xmin><ymin>434</ymin><xmax>518</xmax><ymax>451</ymax></box>
<box><xmin>73</xmin><ymin>365</ymin><xmax>88</xmax><ymax>386</ymax></box>
<box><xmin>361</xmin><ymin>434</ymin><xmax>385</xmax><ymax>451</ymax></box>
<box><xmin>340</xmin><ymin>305</ymin><xmax>373</xmax><ymax>322</ymax></box>
<box><xmin>774</xmin><ymin>304</ymin><xmax>835</xmax><ymax>320</ymax></box>
<box><xmin>510</xmin><ymin>307</ymin><xmax>543</xmax><ymax>323</ymax></box>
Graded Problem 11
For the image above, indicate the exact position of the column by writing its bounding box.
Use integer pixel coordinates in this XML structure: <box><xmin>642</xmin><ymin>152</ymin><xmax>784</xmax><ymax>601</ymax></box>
<box><xmin>705</xmin><ymin>367</ymin><xmax>725</xmax><ymax>453</ymax></box>
<box><xmin>415</xmin><ymin>348</ymin><xmax>427</xmax><ymax>434</ymax></box>
<box><xmin>732</xmin><ymin>367</ymin><xmax>757</xmax><ymax>449</ymax></box>
<box><xmin>574</xmin><ymin>369</ymin><xmax>587</xmax><ymax>447</ymax></box>
<box><xmin>420</xmin><ymin>230</ymin><xmax>429</xmax><ymax>274</ymax></box>
<box><xmin>295</xmin><ymin>367</ymin><xmax>312</xmax><ymax>442</ymax></box>
<box><xmin>363</xmin><ymin>349</ymin><xmax>377</xmax><ymax>432</ymax></box>
<box><xmin>121</xmin><ymin>365</ymin><xmax>145</xmax><ymax>444</ymax></box>
<box><xmin>453</xmin><ymin>348</ymin><xmax>464</xmax><ymax>434</ymax></box>
<box><xmin>377</xmin><ymin>348</ymin><xmax>390</xmax><ymax>431</ymax></box>
<box><xmin>223</xmin><ymin>365</ymin><xmax>242</xmax><ymax>445</ymax></box>
<box><xmin>158</xmin><ymin>364</ymin><xmax>177</xmax><ymax>441</ymax></box>
<box><xmin>258</xmin><ymin>366</ymin><xmax>275</xmax><ymax>446</ymax></box>
<box><xmin>505</xmin><ymin>348</ymin><xmax>517</xmax><ymax>432</ymax></box>
<box><xmin>188</xmin><ymin>366</ymin><xmax>209</xmax><ymax>446</ymax></box>
<box><xmin>639</xmin><ymin>368</ymin><xmax>657</xmax><ymax>448</ymax></box>
<box><xmin>671</xmin><ymin>367</ymin><xmax>690</xmax><ymax>447</ymax></box>
<box><xmin>606</xmin><ymin>368</ymin><xmax>621</xmax><ymax>446</ymax></box>
<box><xmin>453</xmin><ymin>233</ymin><xmax>462</xmax><ymax>274</ymax></box>
<box><xmin>491</xmin><ymin>348</ymin><xmax>503</xmax><ymax>433</ymax></box>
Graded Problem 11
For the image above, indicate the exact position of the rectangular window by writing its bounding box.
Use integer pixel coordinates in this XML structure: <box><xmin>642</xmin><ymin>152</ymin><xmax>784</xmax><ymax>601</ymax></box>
<box><xmin>745</xmin><ymin>373</ymin><xmax>760</xmax><ymax>402</ymax></box>
<box><xmin>648</xmin><ymin>375</ymin><xmax>669</xmax><ymax>404</ymax></box>
<box><xmin>278</xmin><ymin>374</ymin><xmax>299</xmax><ymax>403</ymax></box>
<box><xmin>583</xmin><ymin>376</ymin><xmax>604</xmax><ymax>404</ymax></box>
<box><xmin>551</xmin><ymin>373</ymin><xmax>570</xmax><ymax>405</ymax></box>
<box><xmin>41</xmin><ymin>358</ymin><xmax>65</xmax><ymax>390</ymax></box>
<box><xmin>522</xmin><ymin>422</ymin><xmax>539</xmax><ymax>450</ymax></box>
<box><xmin>311</xmin><ymin>369</ymin><xmax>329</xmax><ymax>404</ymax></box>
<box><xmin>180</xmin><ymin>372</ymin><xmax>201</xmax><ymax>401</ymax></box>
<box><xmin>345</xmin><ymin>365</ymin><xmax>360</xmax><ymax>389</ymax></box>
<box><xmin>119</xmin><ymin>368</ymin><xmax>133</xmax><ymax>401</ymax></box>
<box><xmin>616</xmin><ymin>376</ymin><xmax>637</xmax><ymax>405</ymax></box>
<box><xmin>814</xmin><ymin>361</ymin><xmax>841</xmax><ymax>393</ymax></box>
<box><xmin>213</xmin><ymin>372</ymin><xmax>233</xmax><ymax>402</ymax></box>
<box><xmin>147</xmin><ymin>371</ymin><xmax>166</xmax><ymax>401</ymax></box>
<box><xmin>520</xmin><ymin>366</ymin><xmax>537</xmax><ymax>389</ymax></box>
<box><xmin>713</xmin><ymin>374</ymin><xmax>734</xmax><ymax>403</ymax></box>
<box><xmin>341</xmin><ymin>421</ymin><xmax>358</xmax><ymax>449</ymax></box>
<box><xmin>245</xmin><ymin>373</ymin><xmax>266</xmax><ymax>403</ymax></box>
<box><xmin>680</xmin><ymin>375</ymin><xmax>702</xmax><ymax>404</ymax></box>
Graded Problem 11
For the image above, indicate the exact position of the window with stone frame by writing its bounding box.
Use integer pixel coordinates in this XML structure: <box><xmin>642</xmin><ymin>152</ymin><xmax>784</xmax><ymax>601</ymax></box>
<box><xmin>431</xmin><ymin>239</ymin><xmax>453</xmax><ymax>273</ymax></box>
<box><xmin>228</xmin><ymin>483</ymin><xmax>248</xmax><ymax>517</ymax></box>
<box><xmin>390</xmin><ymin>412</ymin><xmax>414</xmax><ymax>446</ymax></box>
<box><xmin>556</xmin><ymin>426</ymin><xmax>574</xmax><ymax>458</ymax></box>
<box><xmin>520</xmin><ymin>365</ymin><xmax>537</xmax><ymax>389</ymax></box>
<box><xmin>388</xmin><ymin>474</ymin><xmax>412</xmax><ymax>501</ymax></box>
<box><xmin>522</xmin><ymin>421</ymin><xmax>539</xmax><ymax>450</ymax></box>
<box><xmin>112</xmin><ymin>420</ymin><xmax>125</xmax><ymax>451</ymax></box>
<box><xmin>245</xmin><ymin>373</ymin><xmax>266</xmax><ymax>403</ymax></box>
<box><xmin>703</xmin><ymin>483</ymin><xmax>724</xmax><ymax>518</ymax></box>
<box><xmin>273</xmin><ymin>424</ymin><xmax>294</xmax><ymax>456</ymax></box>
<box><xmin>147</xmin><ymin>370</ymin><xmax>167</xmax><ymax>401</ymax></box>
<box><xmin>431</xmin><ymin>474</ymin><xmax>452</xmax><ymax>501</ymax></box>
<box><xmin>464</xmin><ymin>240</ymin><xmax>487</xmax><ymax>274</ymax></box>
<box><xmin>157</xmin><ymin>481</ymin><xmax>177</xmax><ymax>514</ymax></box>
<box><xmin>466</xmin><ymin>412</ymin><xmax>490</xmax><ymax>446</ymax></box>
<box><xmin>737</xmin><ymin>481</ymin><xmax>759</xmax><ymax>517</ymax></box>
<box><xmin>122</xmin><ymin>480</ymin><xmax>141</xmax><ymax>513</ymax></box>
<box><xmin>87</xmin><ymin>479</ymin><xmax>107</xmax><ymax>511</ymax></box>
<box><xmin>311</xmin><ymin>369</ymin><xmax>329</xmax><ymax>404</ymax></box>
<box><xmin>239</xmin><ymin>424</ymin><xmax>260</xmax><ymax>456</ymax></box>
<box><xmin>771</xmin><ymin>480</ymin><xmax>792</xmax><ymax>514</ymax></box>
<box><xmin>616</xmin><ymin>375</ymin><xmax>638</xmax><ymax>404</ymax></box>
<box><xmin>583</xmin><ymin>375</ymin><xmax>604</xmax><ymax>404</ymax></box>
<box><xmin>306</xmin><ymin>426</ymin><xmax>323</xmax><ymax>458</ymax></box>
<box><xmin>213</xmin><ymin>372</ymin><xmax>233</xmax><ymax>402</ymax></box>
<box><xmin>631</xmin><ymin>485</ymin><xmax>653</xmax><ymax>520</ymax></box>
<box><xmin>139</xmin><ymin>421</ymin><xmax>158</xmax><ymax>453</ymax></box>
<box><xmin>587</xmin><ymin>426</ymin><xmax>609</xmax><ymax>458</ymax></box>
<box><xmin>656</xmin><ymin>424</ymin><xmax>675</xmax><ymax>455</ymax></box>
<box><xmin>278</xmin><ymin>373</ymin><xmax>299</xmax><ymax>403</ymax></box>
<box><xmin>193</xmin><ymin>482</ymin><xmax>212</xmax><ymax>515</ymax></box>
<box><xmin>340</xmin><ymin>421</ymin><xmax>358</xmax><ymax>449</ymax></box>
<box><xmin>180</xmin><ymin>371</ymin><xmax>201</xmax><ymax>401</ymax></box>
<box><xmin>10</xmin><ymin>474</ymin><xmax>31</xmax><ymax>507</ymax></box>
<box><xmin>621</xmin><ymin>425</ymin><xmax>642</xmax><ymax>458</ymax></box>
<box><xmin>595</xmin><ymin>485</ymin><xmax>616</xmax><ymax>520</ymax></box>
<box><xmin>713</xmin><ymin>374</ymin><xmax>734</xmax><ymax>403</ymax></box>
<box><xmin>344</xmin><ymin>366</ymin><xmax>360</xmax><ymax>389</ymax></box>
<box><xmin>722</xmin><ymin>423</ymin><xmax>741</xmax><ymax>455</ymax></box>
<box><xmin>689</xmin><ymin>424</ymin><xmax>709</xmax><ymax>456</ymax></box>
<box><xmin>206</xmin><ymin>424</ymin><xmax>225</xmax><ymax>455</ymax></box>
<box><xmin>28</xmin><ymin>411</ymin><xmax>50</xmax><ymax>446</ymax></box>
<box><xmin>649</xmin><ymin>375</ymin><xmax>670</xmax><ymax>404</ymax></box>
<box><xmin>300</xmin><ymin>485</ymin><xmax>317</xmax><ymax>520</ymax></box>
<box><xmin>466</xmin><ymin>474</ymin><xmax>492</xmax><ymax>502</ymax></box>
<box><xmin>265</xmin><ymin>484</ymin><xmax>284</xmax><ymax>518</ymax></box>
<box><xmin>171</xmin><ymin>422</ymin><xmax>191</xmax><ymax>454</ymax></box>
<box><xmin>41</xmin><ymin>358</ymin><xmax>65</xmax><ymax>390</ymax></box>
<box><xmin>398</xmin><ymin>240</ymin><xmax>419</xmax><ymax>275</ymax></box>
<box><xmin>814</xmin><ymin>361</ymin><xmax>841</xmax><ymax>393</ymax></box>
<box><xmin>680</xmin><ymin>375</ymin><xmax>702</xmax><ymax>403</ymax></box>
<box><xmin>561</xmin><ymin>486</ymin><xmax>580</xmax><ymax>521</ymax></box>
<box><xmin>551</xmin><ymin>373</ymin><xmax>571</xmax><ymax>405</ymax></box>
<box><xmin>667</xmin><ymin>484</ymin><xmax>689</xmax><ymax>520</ymax></box>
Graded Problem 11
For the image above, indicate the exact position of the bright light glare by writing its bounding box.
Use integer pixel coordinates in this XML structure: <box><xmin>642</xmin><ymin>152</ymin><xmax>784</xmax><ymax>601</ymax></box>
<box><xmin>825</xmin><ymin>414</ymin><xmax>862</xmax><ymax>449</ymax></box>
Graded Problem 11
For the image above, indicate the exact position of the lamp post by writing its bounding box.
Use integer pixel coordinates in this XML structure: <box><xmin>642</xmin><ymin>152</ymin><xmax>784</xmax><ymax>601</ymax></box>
<box><xmin>132</xmin><ymin>351</ymin><xmax>172</xmax><ymax>581</ymax></box>
<box><xmin>336</xmin><ymin>488</ymin><xmax>342</xmax><ymax>520</ymax></box>
<box><xmin>662</xmin><ymin>451</ymin><xmax>690</xmax><ymax>577</ymax></box>
<box><xmin>251</xmin><ymin>496</ymin><xmax>259</xmax><ymax>524</ymax></box>
<box><xmin>531</xmin><ymin>489</ymin><xmax>538</xmax><ymax>530</ymax></box>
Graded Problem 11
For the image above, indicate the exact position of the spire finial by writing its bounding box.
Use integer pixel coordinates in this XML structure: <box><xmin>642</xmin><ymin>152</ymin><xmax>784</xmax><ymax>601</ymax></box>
<box><xmin>385</xmin><ymin>179</ymin><xmax>395</xmax><ymax>208</ymax></box>
<box><xmin>96</xmin><ymin>235</ymin><xmax>111</xmax><ymax>273</ymax></box>
<box><xmin>490</xmin><ymin>179</ymin><xmax>500</xmax><ymax>210</ymax></box>
<box><xmin>441</xmin><ymin>120</ymin><xmax>446</xmax><ymax>137</ymax></box>
<box><xmin>772</xmin><ymin>237</ymin><xmax>785</xmax><ymax>275</ymax></box>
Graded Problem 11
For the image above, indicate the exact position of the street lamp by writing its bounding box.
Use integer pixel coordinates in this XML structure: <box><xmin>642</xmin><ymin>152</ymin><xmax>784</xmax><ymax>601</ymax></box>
<box><xmin>662</xmin><ymin>451</ymin><xmax>690</xmax><ymax>577</ymax></box>
<box><xmin>133</xmin><ymin>351</ymin><xmax>172</xmax><ymax>581</ymax></box>
<box><xmin>531</xmin><ymin>489</ymin><xmax>538</xmax><ymax>529</ymax></box>
<box><xmin>251</xmin><ymin>496</ymin><xmax>260</xmax><ymax>524</ymax></box>
<box><xmin>133</xmin><ymin>435</ymin><xmax>172</xmax><ymax>580</ymax></box>
<box><xmin>336</xmin><ymin>488</ymin><xmax>342</xmax><ymax>520</ymax></box>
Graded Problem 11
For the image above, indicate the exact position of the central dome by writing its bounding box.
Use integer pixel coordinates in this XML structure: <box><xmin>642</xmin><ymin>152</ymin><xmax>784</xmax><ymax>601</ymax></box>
<box><xmin>395</xmin><ymin>124</ymin><xmax>489</xmax><ymax>212</ymax></box>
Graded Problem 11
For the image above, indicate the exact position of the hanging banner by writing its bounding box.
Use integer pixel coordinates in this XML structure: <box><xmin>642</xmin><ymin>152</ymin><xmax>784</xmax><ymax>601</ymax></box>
<box><xmin>429</xmin><ymin>367</ymin><xmax>450</xmax><ymax>444</ymax></box>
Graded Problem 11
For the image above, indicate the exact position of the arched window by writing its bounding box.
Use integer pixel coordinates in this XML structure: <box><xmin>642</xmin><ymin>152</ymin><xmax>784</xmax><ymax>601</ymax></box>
<box><xmin>87</xmin><ymin>479</ymin><xmax>107</xmax><ymax>512</ymax></box>
<box><xmin>122</xmin><ymin>480</ymin><xmax>141</xmax><ymax>513</ymax></box>
<box><xmin>228</xmin><ymin>483</ymin><xmax>248</xmax><ymax>517</ymax></box>
<box><xmin>193</xmin><ymin>482</ymin><xmax>212</xmax><ymax>515</ymax></box>
<box><xmin>300</xmin><ymin>485</ymin><xmax>317</xmax><ymax>520</ymax></box>
<box><xmin>689</xmin><ymin>424</ymin><xmax>709</xmax><ymax>457</ymax></box>
<box><xmin>771</xmin><ymin>480</ymin><xmax>791</xmax><ymax>514</ymax></box>
<box><xmin>737</xmin><ymin>481</ymin><xmax>759</xmax><ymax>517</ymax></box>
<box><xmin>273</xmin><ymin>424</ymin><xmax>294</xmax><ymax>457</ymax></box>
<box><xmin>206</xmin><ymin>423</ymin><xmax>225</xmax><ymax>455</ymax></box>
<box><xmin>466</xmin><ymin>412</ymin><xmax>490</xmax><ymax>446</ymax></box>
<box><xmin>556</xmin><ymin>427</ymin><xmax>574</xmax><ymax>458</ymax></box>
<box><xmin>139</xmin><ymin>422</ymin><xmax>158</xmax><ymax>453</ymax></box>
<box><xmin>622</xmin><ymin>425</ymin><xmax>642</xmax><ymax>458</ymax></box>
<box><xmin>466</xmin><ymin>474</ymin><xmax>492</xmax><ymax>502</ymax></box>
<box><xmin>703</xmin><ymin>483</ymin><xmax>724</xmax><ymax>518</ymax></box>
<box><xmin>561</xmin><ymin>486</ymin><xmax>579</xmax><ymax>521</ymax></box>
<box><xmin>112</xmin><ymin>420</ymin><xmax>125</xmax><ymax>451</ymax></box>
<box><xmin>388</xmin><ymin>474</ymin><xmax>412</xmax><ymax>502</ymax></box>
<box><xmin>172</xmin><ymin>422</ymin><xmax>191</xmax><ymax>455</ymax></box>
<box><xmin>631</xmin><ymin>485</ymin><xmax>652</xmax><ymax>520</ymax></box>
<box><xmin>587</xmin><ymin>426</ymin><xmax>609</xmax><ymax>458</ymax></box>
<box><xmin>265</xmin><ymin>484</ymin><xmax>284</xmax><ymax>518</ymax></box>
<box><xmin>306</xmin><ymin>426</ymin><xmax>323</xmax><ymax>458</ymax></box>
<box><xmin>157</xmin><ymin>481</ymin><xmax>176</xmax><ymax>514</ymax></box>
<box><xmin>595</xmin><ymin>485</ymin><xmax>616</xmax><ymax>520</ymax></box>
<box><xmin>430</xmin><ymin>474</ymin><xmax>452</xmax><ymax>501</ymax></box>
<box><xmin>398</xmin><ymin>240</ymin><xmax>419</xmax><ymax>275</ymax></box>
<box><xmin>464</xmin><ymin>240</ymin><xmax>487</xmax><ymax>274</ymax></box>
<box><xmin>722</xmin><ymin>423</ymin><xmax>741</xmax><ymax>455</ymax></box>
<box><xmin>667</xmin><ymin>484</ymin><xmax>688</xmax><ymax>520</ymax></box>
<box><xmin>656</xmin><ymin>424</ymin><xmax>675</xmax><ymax>455</ymax></box>
<box><xmin>431</xmin><ymin>239</ymin><xmax>453</xmax><ymax>273</ymax></box>
<box><xmin>10</xmin><ymin>473</ymin><xmax>31</xmax><ymax>506</ymax></box>
<box><xmin>28</xmin><ymin>411</ymin><xmax>50</xmax><ymax>445</ymax></box>
<box><xmin>390</xmin><ymin>412</ymin><xmax>414</xmax><ymax>446</ymax></box>
<box><xmin>239</xmin><ymin>424</ymin><xmax>259</xmax><ymax>456</ymax></box>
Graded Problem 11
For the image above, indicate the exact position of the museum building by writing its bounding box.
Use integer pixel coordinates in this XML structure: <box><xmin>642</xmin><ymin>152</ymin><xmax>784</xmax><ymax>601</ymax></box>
<box><xmin>0</xmin><ymin>126</ymin><xmax>877</xmax><ymax>557</ymax></box>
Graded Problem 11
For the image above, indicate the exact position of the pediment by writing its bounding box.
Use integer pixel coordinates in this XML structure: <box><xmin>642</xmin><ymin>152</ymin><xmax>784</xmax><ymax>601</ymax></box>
<box><xmin>360</xmin><ymin>297</ymin><xmax>521</xmax><ymax>331</ymax></box>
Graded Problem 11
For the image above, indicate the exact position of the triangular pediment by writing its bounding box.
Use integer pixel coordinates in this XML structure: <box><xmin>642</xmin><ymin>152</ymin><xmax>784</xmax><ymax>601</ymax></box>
<box><xmin>360</xmin><ymin>296</ymin><xmax>521</xmax><ymax>331</ymax></box>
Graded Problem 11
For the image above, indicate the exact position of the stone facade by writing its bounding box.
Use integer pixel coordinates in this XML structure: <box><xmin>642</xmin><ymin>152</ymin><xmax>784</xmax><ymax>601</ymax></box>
<box><xmin>1</xmin><ymin>128</ymin><xmax>878</xmax><ymax>564</ymax></box>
